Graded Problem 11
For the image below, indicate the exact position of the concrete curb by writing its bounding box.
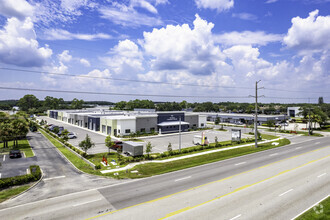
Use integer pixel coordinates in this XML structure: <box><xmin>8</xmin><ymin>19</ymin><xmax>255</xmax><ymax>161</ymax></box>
<box><xmin>7</xmin><ymin>168</ymin><xmax>44</xmax><ymax>202</ymax></box>
<box><xmin>101</xmin><ymin>138</ymin><xmax>283</xmax><ymax>174</ymax></box>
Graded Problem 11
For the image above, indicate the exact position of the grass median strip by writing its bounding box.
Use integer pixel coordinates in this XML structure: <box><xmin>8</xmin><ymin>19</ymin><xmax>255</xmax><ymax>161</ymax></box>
<box><xmin>39</xmin><ymin>129</ymin><xmax>100</xmax><ymax>175</ymax></box>
<box><xmin>296</xmin><ymin>195</ymin><xmax>330</xmax><ymax>220</ymax></box>
<box><xmin>106</xmin><ymin>138</ymin><xmax>290</xmax><ymax>179</ymax></box>
<box><xmin>0</xmin><ymin>183</ymin><xmax>34</xmax><ymax>203</ymax></box>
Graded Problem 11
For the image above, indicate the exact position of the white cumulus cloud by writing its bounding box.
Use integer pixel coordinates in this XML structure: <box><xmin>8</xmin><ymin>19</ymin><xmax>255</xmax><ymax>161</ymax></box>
<box><xmin>284</xmin><ymin>10</ymin><xmax>330</xmax><ymax>54</ymax></box>
<box><xmin>214</xmin><ymin>31</ymin><xmax>282</xmax><ymax>46</ymax></box>
<box><xmin>58</xmin><ymin>50</ymin><xmax>72</xmax><ymax>63</ymax></box>
<box><xmin>195</xmin><ymin>0</ymin><xmax>234</xmax><ymax>12</ymax></box>
<box><xmin>80</xmin><ymin>58</ymin><xmax>91</xmax><ymax>67</ymax></box>
<box><xmin>0</xmin><ymin>0</ymin><xmax>34</xmax><ymax>20</ymax></box>
<box><xmin>0</xmin><ymin>17</ymin><xmax>52</xmax><ymax>67</ymax></box>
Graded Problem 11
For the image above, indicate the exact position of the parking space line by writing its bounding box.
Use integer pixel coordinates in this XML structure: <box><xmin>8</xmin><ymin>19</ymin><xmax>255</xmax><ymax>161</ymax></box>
<box><xmin>229</xmin><ymin>214</ymin><xmax>242</xmax><ymax>220</ymax></box>
<box><xmin>317</xmin><ymin>173</ymin><xmax>326</xmax><ymax>178</ymax></box>
<box><xmin>0</xmin><ymin>173</ymin><xmax>1</xmax><ymax>178</ymax></box>
<box><xmin>3</xmin><ymin>155</ymin><xmax>5</xmax><ymax>161</ymax></box>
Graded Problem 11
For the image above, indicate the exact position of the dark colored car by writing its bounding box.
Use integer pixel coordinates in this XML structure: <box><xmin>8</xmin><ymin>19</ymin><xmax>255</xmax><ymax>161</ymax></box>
<box><xmin>9</xmin><ymin>150</ymin><xmax>22</xmax><ymax>158</ymax></box>
<box><xmin>113</xmin><ymin>141</ymin><xmax>123</xmax><ymax>151</ymax></box>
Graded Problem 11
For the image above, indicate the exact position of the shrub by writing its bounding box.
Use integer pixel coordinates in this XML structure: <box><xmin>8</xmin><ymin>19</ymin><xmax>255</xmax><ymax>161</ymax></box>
<box><xmin>95</xmin><ymin>164</ymin><xmax>101</xmax><ymax>169</ymax></box>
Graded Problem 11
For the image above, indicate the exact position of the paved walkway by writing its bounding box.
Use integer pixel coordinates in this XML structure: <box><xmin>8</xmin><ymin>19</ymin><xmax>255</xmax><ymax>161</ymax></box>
<box><xmin>101</xmin><ymin>138</ymin><xmax>282</xmax><ymax>174</ymax></box>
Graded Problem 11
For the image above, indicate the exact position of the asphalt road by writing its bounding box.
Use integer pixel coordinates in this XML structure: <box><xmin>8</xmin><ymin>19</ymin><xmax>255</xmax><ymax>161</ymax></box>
<box><xmin>39</xmin><ymin>116</ymin><xmax>110</xmax><ymax>154</ymax></box>
<box><xmin>0</xmin><ymin>135</ymin><xmax>328</xmax><ymax>219</ymax></box>
<box><xmin>0</xmin><ymin>131</ymin><xmax>126</xmax><ymax>209</ymax></box>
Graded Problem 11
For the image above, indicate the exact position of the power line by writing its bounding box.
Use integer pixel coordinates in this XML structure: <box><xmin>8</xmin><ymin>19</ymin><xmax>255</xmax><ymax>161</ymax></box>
<box><xmin>1</xmin><ymin>67</ymin><xmax>330</xmax><ymax>94</ymax></box>
<box><xmin>0</xmin><ymin>67</ymin><xmax>254</xmax><ymax>90</ymax></box>
<box><xmin>0</xmin><ymin>86</ymin><xmax>251</xmax><ymax>99</ymax></box>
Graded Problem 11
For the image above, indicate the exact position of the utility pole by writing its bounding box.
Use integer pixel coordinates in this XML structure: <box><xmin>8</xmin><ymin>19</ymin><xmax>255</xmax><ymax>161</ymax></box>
<box><xmin>250</xmin><ymin>80</ymin><xmax>264</xmax><ymax>148</ymax></box>
<box><xmin>308</xmin><ymin>107</ymin><xmax>313</xmax><ymax>136</ymax></box>
<box><xmin>179</xmin><ymin>116</ymin><xmax>182</xmax><ymax>152</ymax></box>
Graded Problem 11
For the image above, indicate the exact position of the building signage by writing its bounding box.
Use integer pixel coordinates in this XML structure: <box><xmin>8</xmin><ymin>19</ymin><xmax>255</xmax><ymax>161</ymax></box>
<box><xmin>167</xmin><ymin>115</ymin><xmax>178</xmax><ymax>121</ymax></box>
<box><xmin>231</xmin><ymin>129</ymin><xmax>241</xmax><ymax>142</ymax></box>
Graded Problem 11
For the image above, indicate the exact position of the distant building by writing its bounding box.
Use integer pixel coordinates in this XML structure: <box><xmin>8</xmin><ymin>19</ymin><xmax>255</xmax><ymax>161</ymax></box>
<box><xmin>287</xmin><ymin>107</ymin><xmax>302</xmax><ymax>118</ymax></box>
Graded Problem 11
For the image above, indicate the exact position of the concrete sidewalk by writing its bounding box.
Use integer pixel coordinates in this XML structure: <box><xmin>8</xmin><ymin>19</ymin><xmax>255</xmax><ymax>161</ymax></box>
<box><xmin>101</xmin><ymin>138</ymin><xmax>282</xmax><ymax>174</ymax></box>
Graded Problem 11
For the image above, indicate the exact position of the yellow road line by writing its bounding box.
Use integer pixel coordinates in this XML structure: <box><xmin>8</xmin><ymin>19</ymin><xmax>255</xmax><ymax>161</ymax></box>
<box><xmin>159</xmin><ymin>154</ymin><xmax>330</xmax><ymax>219</ymax></box>
<box><xmin>86</xmin><ymin>146</ymin><xmax>329</xmax><ymax>220</ymax></box>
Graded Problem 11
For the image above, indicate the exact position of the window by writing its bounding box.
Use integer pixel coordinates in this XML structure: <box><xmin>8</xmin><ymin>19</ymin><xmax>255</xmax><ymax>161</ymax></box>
<box><xmin>141</xmin><ymin>128</ymin><xmax>145</xmax><ymax>132</ymax></box>
<box><xmin>125</xmin><ymin>129</ymin><xmax>130</xmax><ymax>134</ymax></box>
<box><xmin>150</xmin><ymin>127</ymin><xmax>155</xmax><ymax>132</ymax></box>
<box><xmin>201</xmin><ymin>123</ymin><xmax>204</xmax><ymax>127</ymax></box>
<box><xmin>193</xmin><ymin>124</ymin><xmax>197</xmax><ymax>127</ymax></box>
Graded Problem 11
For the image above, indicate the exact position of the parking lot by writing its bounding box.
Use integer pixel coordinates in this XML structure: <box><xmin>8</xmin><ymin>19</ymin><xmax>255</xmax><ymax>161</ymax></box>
<box><xmin>0</xmin><ymin>153</ymin><xmax>37</xmax><ymax>178</ymax></box>
<box><xmin>38</xmin><ymin>117</ymin><xmax>254</xmax><ymax>155</ymax></box>
<box><xmin>139</xmin><ymin>128</ymin><xmax>253</xmax><ymax>153</ymax></box>
<box><xmin>38</xmin><ymin>116</ymin><xmax>110</xmax><ymax>154</ymax></box>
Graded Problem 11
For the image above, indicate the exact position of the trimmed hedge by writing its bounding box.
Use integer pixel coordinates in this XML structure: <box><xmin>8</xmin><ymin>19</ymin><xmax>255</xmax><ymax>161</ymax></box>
<box><xmin>0</xmin><ymin>165</ymin><xmax>42</xmax><ymax>190</ymax></box>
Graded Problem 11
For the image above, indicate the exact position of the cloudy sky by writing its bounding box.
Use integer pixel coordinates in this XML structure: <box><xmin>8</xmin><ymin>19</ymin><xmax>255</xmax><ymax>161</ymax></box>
<box><xmin>0</xmin><ymin>0</ymin><xmax>329</xmax><ymax>103</ymax></box>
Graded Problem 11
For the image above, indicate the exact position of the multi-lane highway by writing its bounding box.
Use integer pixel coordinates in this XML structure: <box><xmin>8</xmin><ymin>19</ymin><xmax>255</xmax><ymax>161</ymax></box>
<box><xmin>0</xmin><ymin>134</ymin><xmax>328</xmax><ymax>219</ymax></box>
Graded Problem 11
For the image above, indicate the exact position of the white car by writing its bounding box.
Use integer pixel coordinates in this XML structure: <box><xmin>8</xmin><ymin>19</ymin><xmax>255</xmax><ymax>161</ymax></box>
<box><xmin>68</xmin><ymin>132</ymin><xmax>77</xmax><ymax>139</ymax></box>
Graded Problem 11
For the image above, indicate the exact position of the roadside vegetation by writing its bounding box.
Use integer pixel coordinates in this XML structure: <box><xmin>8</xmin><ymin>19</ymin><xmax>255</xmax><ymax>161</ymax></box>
<box><xmin>265</xmin><ymin>129</ymin><xmax>323</xmax><ymax>137</ymax></box>
<box><xmin>296</xmin><ymin>196</ymin><xmax>330</xmax><ymax>220</ymax></box>
<box><xmin>106</xmin><ymin>138</ymin><xmax>291</xmax><ymax>179</ymax></box>
<box><xmin>0</xmin><ymin>183</ymin><xmax>34</xmax><ymax>203</ymax></box>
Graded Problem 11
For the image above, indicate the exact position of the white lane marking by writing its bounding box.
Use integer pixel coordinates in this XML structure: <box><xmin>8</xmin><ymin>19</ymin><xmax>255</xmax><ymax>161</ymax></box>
<box><xmin>73</xmin><ymin>198</ymin><xmax>102</xmax><ymax>207</ymax></box>
<box><xmin>269</xmin><ymin>153</ymin><xmax>278</xmax><ymax>157</ymax></box>
<box><xmin>3</xmin><ymin>155</ymin><xmax>5</xmax><ymax>161</ymax></box>
<box><xmin>290</xmin><ymin>194</ymin><xmax>330</xmax><ymax>220</ymax></box>
<box><xmin>279</xmin><ymin>189</ymin><xmax>293</xmax><ymax>197</ymax></box>
<box><xmin>43</xmin><ymin>176</ymin><xmax>66</xmax><ymax>181</ymax></box>
<box><xmin>175</xmin><ymin>176</ymin><xmax>192</xmax><ymax>182</ymax></box>
<box><xmin>229</xmin><ymin>214</ymin><xmax>242</xmax><ymax>220</ymax></box>
<box><xmin>235</xmin><ymin>162</ymin><xmax>246</xmax><ymax>166</ymax></box>
<box><xmin>317</xmin><ymin>173</ymin><xmax>326</xmax><ymax>178</ymax></box>
<box><xmin>315</xmin><ymin>142</ymin><xmax>320</xmax><ymax>145</ymax></box>
<box><xmin>296</xmin><ymin>147</ymin><xmax>302</xmax><ymax>150</ymax></box>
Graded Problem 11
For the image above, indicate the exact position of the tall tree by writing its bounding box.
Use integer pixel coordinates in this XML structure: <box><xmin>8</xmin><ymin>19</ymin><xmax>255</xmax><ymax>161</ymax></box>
<box><xmin>17</xmin><ymin>94</ymin><xmax>40</xmax><ymax>112</ymax></box>
<box><xmin>71</xmin><ymin>98</ymin><xmax>84</xmax><ymax>109</ymax></box>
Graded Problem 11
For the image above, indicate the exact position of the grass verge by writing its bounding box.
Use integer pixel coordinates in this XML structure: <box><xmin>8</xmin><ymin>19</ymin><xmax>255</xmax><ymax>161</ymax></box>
<box><xmin>0</xmin><ymin>183</ymin><xmax>34</xmax><ymax>203</ymax></box>
<box><xmin>105</xmin><ymin>138</ymin><xmax>290</xmax><ymax>179</ymax></box>
<box><xmin>296</xmin><ymin>196</ymin><xmax>330</xmax><ymax>220</ymax></box>
<box><xmin>0</xmin><ymin>139</ymin><xmax>34</xmax><ymax>157</ymax></box>
<box><xmin>266</xmin><ymin>129</ymin><xmax>323</xmax><ymax>137</ymax></box>
<box><xmin>39</xmin><ymin>129</ymin><xmax>101</xmax><ymax>175</ymax></box>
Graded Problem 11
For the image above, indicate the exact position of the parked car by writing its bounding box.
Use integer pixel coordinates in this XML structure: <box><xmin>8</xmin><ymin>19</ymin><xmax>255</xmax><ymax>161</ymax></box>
<box><xmin>9</xmin><ymin>150</ymin><xmax>22</xmax><ymax>158</ymax></box>
<box><xmin>68</xmin><ymin>132</ymin><xmax>77</xmax><ymax>139</ymax></box>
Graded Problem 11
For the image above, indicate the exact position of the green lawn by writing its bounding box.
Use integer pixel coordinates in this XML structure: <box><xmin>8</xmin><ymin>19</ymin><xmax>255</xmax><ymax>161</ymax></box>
<box><xmin>106</xmin><ymin>138</ymin><xmax>290</xmax><ymax>179</ymax></box>
<box><xmin>39</xmin><ymin>129</ymin><xmax>101</xmax><ymax>175</ymax></box>
<box><xmin>296</xmin><ymin>196</ymin><xmax>330</xmax><ymax>220</ymax></box>
<box><xmin>0</xmin><ymin>183</ymin><xmax>33</xmax><ymax>203</ymax></box>
<box><xmin>0</xmin><ymin>139</ymin><xmax>34</xmax><ymax>157</ymax></box>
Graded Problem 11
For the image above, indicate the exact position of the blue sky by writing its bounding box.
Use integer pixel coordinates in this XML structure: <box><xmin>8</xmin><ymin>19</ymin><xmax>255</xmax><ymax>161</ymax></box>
<box><xmin>0</xmin><ymin>0</ymin><xmax>329</xmax><ymax>103</ymax></box>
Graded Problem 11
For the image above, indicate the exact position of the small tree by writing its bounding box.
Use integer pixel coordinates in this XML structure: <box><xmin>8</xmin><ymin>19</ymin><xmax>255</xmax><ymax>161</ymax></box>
<box><xmin>79</xmin><ymin>134</ymin><xmax>95</xmax><ymax>154</ymax></box>
<box><xmin>117</xmin><ymin>152</ymin><xmax>124</xmax><ymax>164</ymax></box>
<box><xmin>215</xmin><ymin>136</ymin><xmax>218</xmax><ymax>147</ymax></box>
<box><xmin>215</xmin><ymin>117</ymin><xmax>220</xmax><ymax>125</ymax></box>
<box><xmin>53</xmin><ymin>127</ymin><xmax>59</xmax><ymax>134</ymax></box>
<box><xmin>167</xmin><ymin>142</ymin><xmax>173</xmax><ymax>155</ymax></box>
<box><xmin>61</xmin><ymin>129</ymin><xmax>69</xmax><ymax>142</ymax></box>
<box><xmin>105</xmin><ymin>135</ymin><xmax>114</xmax><ymax>154</ymax></box>
<box><xmin>146</xmin><ymin>141</ymin><xmax>153</xmax><ymax>158</ymax></box>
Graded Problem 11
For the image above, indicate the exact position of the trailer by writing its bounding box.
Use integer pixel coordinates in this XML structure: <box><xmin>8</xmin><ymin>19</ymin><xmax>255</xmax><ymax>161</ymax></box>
<box><xmin>122</xmin><ymin>141</ymin><xmax>144</xmax><ymax>157</ymax></box>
